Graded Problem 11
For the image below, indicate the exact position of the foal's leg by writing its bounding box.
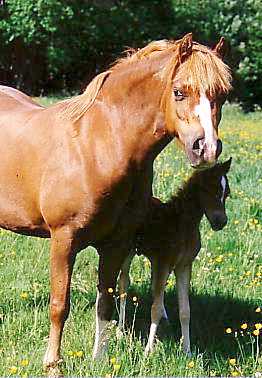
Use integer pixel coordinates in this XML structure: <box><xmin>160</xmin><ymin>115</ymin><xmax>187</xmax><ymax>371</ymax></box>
<box><xmin>145</xmin><ymin>258</ymin><xmax>170</xmax><ymax>355</ymax></box>
<box><xmin>175</xmin><ymin>263</ymin><xmax>192</xmax><ymax>356</ymax></box>
<box><xmin>118</xmin><ymin>253</ymin><xmax>134</xmax><ymax>333</ymax></box>
<box><xmin>93</xmin><ymin>248</ymin><xmax>128</xmax><ymax>359</ymax></box>
<box><xmin>43</xmin><ymin>228</ymin><xmax>76</xmax><ymax>374</ymax></box>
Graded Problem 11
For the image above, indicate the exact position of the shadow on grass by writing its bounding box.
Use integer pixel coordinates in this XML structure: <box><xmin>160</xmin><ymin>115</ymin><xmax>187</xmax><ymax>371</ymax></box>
<box><xmin>0</xmin><ymin>281</ymin><xmax>259</xmax><ymax>360</ymax></box>
<box><xmin>123</xmin><ymin>283</ymin><xmax>260</xmax><ymax>358</ymax></box>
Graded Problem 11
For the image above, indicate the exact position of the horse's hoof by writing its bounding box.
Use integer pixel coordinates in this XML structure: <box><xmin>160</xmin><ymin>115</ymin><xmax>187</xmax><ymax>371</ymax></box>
<box><xmin>116</xmin><ymin>327</ymin><xmax>124</xmax><ymax>339</ymax></box>
<box><xmin>144</xmin><ymin>344</ymin><xmax>153</xmax><ymax>356</ymax></box>
<box><xmin>43</xmin><ymin>359</ymin><xmax>63</xmax><ymax>377</ymax></box>
<box><xmin>92</xmin><ymin>343</ymin><xmax>107</xmax><ymax>360</ymax></box>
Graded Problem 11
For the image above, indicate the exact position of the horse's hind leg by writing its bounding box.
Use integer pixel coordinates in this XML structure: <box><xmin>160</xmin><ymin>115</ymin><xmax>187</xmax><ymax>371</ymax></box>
<box><xmin>175</xmin><ymin>263</ymin><xmax>192</xmax><ymax>356</ymax></box>
<box><xmin>93</xmin><ymin>247</ymin><xmax>128</xmax><ymax>359</ymax></box>
<box><xmin>43</xmin><ymin>227</ymin><xmax>76</xmax><ymax>375</ymax></box>
<box><xmin>118</xmin><ymin>252</ymin><xmax>135</xmax><ymax>334</ymax></box>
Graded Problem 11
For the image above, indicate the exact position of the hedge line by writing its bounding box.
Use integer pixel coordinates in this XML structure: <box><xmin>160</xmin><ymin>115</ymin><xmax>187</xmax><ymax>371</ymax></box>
<box><xmin>0</xmin><ymin>0</ymin><xmax>261</xmax><ymax>109</ymax></box>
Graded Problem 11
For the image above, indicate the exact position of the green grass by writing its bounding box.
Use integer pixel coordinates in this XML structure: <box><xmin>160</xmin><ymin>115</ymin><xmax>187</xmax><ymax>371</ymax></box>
<box><xmin>0</xmin><ymin>101</ymin><xmax>261</xmax><ymax>377</ymax></box>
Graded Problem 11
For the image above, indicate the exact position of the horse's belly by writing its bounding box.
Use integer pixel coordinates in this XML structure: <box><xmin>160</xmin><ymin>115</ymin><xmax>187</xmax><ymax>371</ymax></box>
<box><xmin>0</xmin><ymin>192</ymin><xmax>49</xmax><ymax>236</ymax></box>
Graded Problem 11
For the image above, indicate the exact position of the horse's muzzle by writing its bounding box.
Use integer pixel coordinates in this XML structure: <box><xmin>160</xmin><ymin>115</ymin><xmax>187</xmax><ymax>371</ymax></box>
<box><xmin>189</xmin><ymin>138</ymin><xmax>222</xmax><ymax>169</ymax></box>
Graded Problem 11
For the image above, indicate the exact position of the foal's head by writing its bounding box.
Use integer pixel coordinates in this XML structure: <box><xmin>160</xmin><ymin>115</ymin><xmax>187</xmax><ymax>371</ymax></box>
<box><xmin>161</xmin><ymin>34</ymin><xmax>231</xmax><ymax>169</ymax></box>
<box><xmin>196</xmin><ymin>157</ymin><xmax>232</xmax><ymax>230</ymax></box>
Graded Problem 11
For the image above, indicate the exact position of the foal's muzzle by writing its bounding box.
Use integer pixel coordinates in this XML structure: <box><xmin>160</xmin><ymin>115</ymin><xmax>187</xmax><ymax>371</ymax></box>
<box><xmin>210</xmin><ymin>213</ymin><xmax>228</xmax><ymax>231</ymax></box>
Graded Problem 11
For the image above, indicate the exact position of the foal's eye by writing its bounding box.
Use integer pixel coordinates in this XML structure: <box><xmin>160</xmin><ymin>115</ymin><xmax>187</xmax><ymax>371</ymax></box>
<box><xmin>210</xmin><ymin>100</ymin><xmax>216</xmax><ymax>109</ymax></box>
<box><xmin>174</xmin><ymin>89</ymin><xmax>185</xmax><ymax>101</ymax></box>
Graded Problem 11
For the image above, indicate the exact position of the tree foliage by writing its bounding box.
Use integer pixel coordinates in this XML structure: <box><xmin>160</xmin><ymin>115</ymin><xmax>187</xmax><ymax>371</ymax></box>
<box><xmin>0</xmin><ymin>0</ymin><xmax>261</xmax><ymax>108</ymax></box>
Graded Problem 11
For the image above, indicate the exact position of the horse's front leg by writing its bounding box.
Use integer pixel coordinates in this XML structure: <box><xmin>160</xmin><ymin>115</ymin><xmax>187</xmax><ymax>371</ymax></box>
<box><xmin>175</xmin><ymin>263</ymin><xmax>192</xmax><ymax>356</ymax></box>
<box><xmin>43</xmin><ymin>227</ymin><xmax>76</xmax><ymax>375</ymax></box>
<box><xmin>93</xmin><ymin>246</ymin><xmax>129</xmax><ymax>359</ymax></box>
<box><xmin>145</xmin><ymin>258</ymin><xmax>170</xmax><ymax>355</ymax></box>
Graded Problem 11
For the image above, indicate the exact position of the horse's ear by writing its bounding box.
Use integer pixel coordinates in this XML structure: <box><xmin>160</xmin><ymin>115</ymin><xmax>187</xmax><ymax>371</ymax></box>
<box><xmin>179</xmin><ymin>33</ymin><xmax>193</xmax><ymax>63</ymax></box>
<box><xmin>213</xmin><ymin>37</ymin><xmax>228</xmax><ymax>60</ymax></box>
<box><xmin>221</xmin><ymin>157</ymin><xmax>232</xmax><ymax>174</ymax></box>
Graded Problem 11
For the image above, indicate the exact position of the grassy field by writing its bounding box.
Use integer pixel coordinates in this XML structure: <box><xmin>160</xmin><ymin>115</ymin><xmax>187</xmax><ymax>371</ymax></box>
<box><xmin>0</xmin><ymin>101</ymin><xmax>261</xmax><ymax>377</ymax></box>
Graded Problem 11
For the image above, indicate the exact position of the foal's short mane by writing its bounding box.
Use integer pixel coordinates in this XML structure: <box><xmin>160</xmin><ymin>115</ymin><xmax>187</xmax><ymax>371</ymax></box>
<box><xmin>58</xmin><ymin>38</ymin><xmax>232</xmax><ymax>123</ymax></box>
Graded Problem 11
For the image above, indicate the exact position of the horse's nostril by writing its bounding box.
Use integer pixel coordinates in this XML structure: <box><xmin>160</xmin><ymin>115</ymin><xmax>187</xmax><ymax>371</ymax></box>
<box><xmin>192</xmin><ymin>137</ymin><xmax>204</xmax><ymax>151</ymax></box>
<box><xmin>216</xmin><ymin>139</ymin><xmax>223</xmax><ymax>158</ymax></box>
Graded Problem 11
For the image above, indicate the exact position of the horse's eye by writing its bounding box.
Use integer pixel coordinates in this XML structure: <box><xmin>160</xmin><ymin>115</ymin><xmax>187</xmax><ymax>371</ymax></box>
<box><xmin>174</xmin><ymin>89</ymin><xmax>185</xmax><ymax>101</ymax></box>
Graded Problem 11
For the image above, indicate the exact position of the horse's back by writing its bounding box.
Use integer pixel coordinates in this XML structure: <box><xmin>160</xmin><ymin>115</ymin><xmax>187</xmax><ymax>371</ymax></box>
<box><xmin>0</xmin><ymin>85</ymin><xmax>44</xmax><ymax>111</ymax></box>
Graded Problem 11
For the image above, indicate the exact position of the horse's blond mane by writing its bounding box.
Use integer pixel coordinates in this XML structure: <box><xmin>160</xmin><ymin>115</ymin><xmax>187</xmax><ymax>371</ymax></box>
<box><xmin>58</xmin><ymin>70</ymin><xmax>111</xmax><ymax>123</ymax></box>
<box><xmin>58</xmin><ymin>38</ymin><xmax>232</xmax><ymax>123</ymax></box>
<box><xmin>111</xmin><ymin>39</ymin><xmax>176</xmax><ymax>69</ymax></box>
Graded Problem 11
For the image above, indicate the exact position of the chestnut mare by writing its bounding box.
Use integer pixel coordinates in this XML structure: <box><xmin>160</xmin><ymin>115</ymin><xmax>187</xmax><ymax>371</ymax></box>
<box><xmin>118</xmin><ymin>158</ymin><xmax>232</xmax><ymax>355</ymax></box>
<box><xmin>0</xmin><ymin>34</ymin><xmax>231</xmax><ymax>373</ymax></box>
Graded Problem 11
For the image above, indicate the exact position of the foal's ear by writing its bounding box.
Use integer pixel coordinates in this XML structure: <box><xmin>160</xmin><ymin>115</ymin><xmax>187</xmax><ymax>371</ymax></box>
<box><xmin>213</xmin><ymin>37</ymin><xmax>228</xmax><ymax>60</ymax></box>
<box><xmin>221</xmin><ymin>157</ymin><xmax>232</xmax><ymax>174</ymax></box>
<box><xmin>179</xmin><ymin>33</ymin><xmax>193</xmax><ymax>63</ymax></box>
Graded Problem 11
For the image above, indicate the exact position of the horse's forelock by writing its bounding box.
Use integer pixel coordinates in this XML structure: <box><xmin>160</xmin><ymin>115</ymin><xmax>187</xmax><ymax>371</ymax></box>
<box><xmin>173</xmin><ymin>48</ymin><xmax>232</xmax><ymax>96</ymax></box>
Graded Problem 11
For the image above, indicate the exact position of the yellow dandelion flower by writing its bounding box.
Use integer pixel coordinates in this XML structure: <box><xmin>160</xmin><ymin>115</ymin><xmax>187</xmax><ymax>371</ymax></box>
<box><xmin>75</xmin><ymin>351</ymin><xmax>83</xmax><ymax>357</ymax></box>
<box><xmin>20</xmin><ymin>359</ymin><xmax>29</xmax><ymax>367</ymax></box>
<box><xmin>225</xmin><ymin>327</ymin><xmax>232</xmax><ymax>334</ymax></box>
<box><xmin>255</xmin><ymin>324</ymin><xmax>262</xmax><ymax>330</ymax></box>
<box><xmin>113</xmin><ymin>364</ymin><xmax>121</xmax><ymax>371</ymax></box>
<box><xmin>241</xmin><ymin>323</ymin><xmax>248</xmax><ymax>330</ymax></box>
<box><xmin>20</xmin><ymin>292</ymin><xmax>29</xmax><ymax>299</ymax></box>
<box><xmin>188</xmin><ymin>361</ymin><xmax>195</xmax><ymax>368</ymax></box>
<box><xmin>253</xmin><ymin>329</ymin><xmax>260</xmax><ymax>336</ymax></box>
<box><xmin>9</xmin><ymin>366</ymin><xmax>18</xmax><ymax>374</ymax></box>
<box><xmin>234</xmin><ymin>220</ymin><xmax>239</xmax><ymax>225</ymax></box>
<box><xmin>132</xmin><ymin>296</ymin><xmax>138</xmax><ymax>302</ymax></box>
<box><xmin>232</xmin><ymin>371</ymin><xmax>239</xmax><ymax>376</ymax></box>
<box><xmin>229</xmin><ymin>358</ymin><xmax>236</xmax><ymax>366</ymax></box>
<box><xmin>215</xmin><ymin>255</ymin><xmax>223</xmax><ymax>263</ymax></box>
<box><xmin>107</xmin><ymin>288</ymin><xmax>114</xmax><ymax>294</ymax></box>
<box><xmin>110</xmin><ymin>357</ymin><xmax>116</xmax><ymax>365</ymax></box>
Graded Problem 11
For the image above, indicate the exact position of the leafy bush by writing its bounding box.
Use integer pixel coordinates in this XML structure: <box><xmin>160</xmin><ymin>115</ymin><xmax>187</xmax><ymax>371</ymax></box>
<box><xmin>0</xmin><ymin>0</ymin><xmax>261</xmax><ymax>108</ymax></box>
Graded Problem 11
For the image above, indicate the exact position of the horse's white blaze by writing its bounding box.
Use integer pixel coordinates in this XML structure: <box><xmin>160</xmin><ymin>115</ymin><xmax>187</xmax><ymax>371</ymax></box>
<box><xmin>221</xmin><ymin>176</ymin><xmax>226</xmax><ymax>203</ymax></box>
<box><xmin>194</xmin><ymin>93</ymin><xmax>214</xmax><ymax>146</ymax></box>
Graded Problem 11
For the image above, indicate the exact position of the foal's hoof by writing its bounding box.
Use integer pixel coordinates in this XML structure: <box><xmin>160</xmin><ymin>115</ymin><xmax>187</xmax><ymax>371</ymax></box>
<box><xmin>43</xmin><ymin>359</ymin><xmax>63</xmax><ymax>377</ymax></box>
<box><xmin>184</xmin><ymin>350</ymin><xmax>192</xmax><ymax>358</ymax></box>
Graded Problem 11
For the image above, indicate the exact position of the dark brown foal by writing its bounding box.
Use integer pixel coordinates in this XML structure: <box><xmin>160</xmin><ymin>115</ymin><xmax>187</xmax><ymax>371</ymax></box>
<box><xmin>119</xmin><ymin>158</ymin><xmax>232</xmax><ymax>355</ymax></box>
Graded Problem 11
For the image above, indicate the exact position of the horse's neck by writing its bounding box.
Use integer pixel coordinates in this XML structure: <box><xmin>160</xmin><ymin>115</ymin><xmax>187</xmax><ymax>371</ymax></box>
<box><xmin>97</xmin><ymin>60</ymin><xmax>171</xmax><ymax>164</ymax></box>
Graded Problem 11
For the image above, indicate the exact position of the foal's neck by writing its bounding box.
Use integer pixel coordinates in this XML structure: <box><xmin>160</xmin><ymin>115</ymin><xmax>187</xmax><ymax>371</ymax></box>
<box><xmin>166</xmin><ymin>181</ymin><xmax>204</xmax><ymax>228</ymax></box>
